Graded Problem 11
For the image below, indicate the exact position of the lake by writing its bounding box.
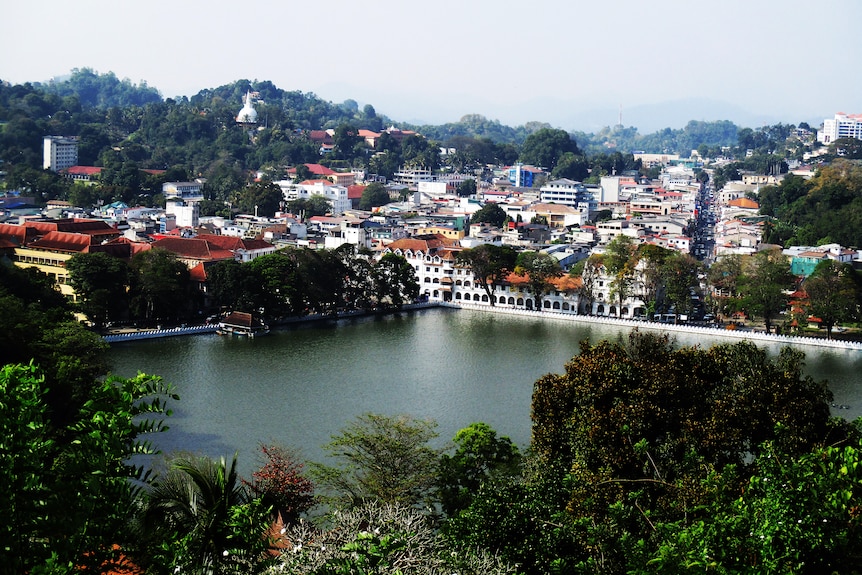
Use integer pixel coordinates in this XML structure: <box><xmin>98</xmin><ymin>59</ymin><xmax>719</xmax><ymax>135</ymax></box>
<box><xmin>108</xmin><ymin>307</ymin><xmax>862</xmax><ymax>474</ymax></box>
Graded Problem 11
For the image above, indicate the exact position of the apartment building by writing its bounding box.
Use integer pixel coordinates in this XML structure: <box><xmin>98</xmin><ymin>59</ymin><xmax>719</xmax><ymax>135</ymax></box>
<box><xmin>43</xmin><ymin>136</ymin><xmax>79</xmax><ymax>172</ymax></box>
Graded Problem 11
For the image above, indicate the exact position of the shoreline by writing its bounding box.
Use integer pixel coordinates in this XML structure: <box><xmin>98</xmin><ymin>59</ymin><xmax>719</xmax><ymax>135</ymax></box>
<box><xmin>103</xmin><ymin>301</ymin><xmax>862</xmax><ymax>352</ymax></box>
<box><xmin>445</xmin><ymin>302</ymin><xmax>862</xmax><ymax>352</ymax></box>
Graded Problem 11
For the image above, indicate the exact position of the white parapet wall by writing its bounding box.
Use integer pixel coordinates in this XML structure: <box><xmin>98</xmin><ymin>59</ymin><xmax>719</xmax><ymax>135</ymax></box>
<box><xmin>446</xmin><ymin>301</ymin><xmax>862</xmax><ymax>352</ymax></box>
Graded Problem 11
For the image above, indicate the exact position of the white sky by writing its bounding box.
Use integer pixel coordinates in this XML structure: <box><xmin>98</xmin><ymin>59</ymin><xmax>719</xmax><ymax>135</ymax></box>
<box><xmin>3</xmin><ymin>0</ymin><xmax>860</xmax><ymax>130</ymax></box>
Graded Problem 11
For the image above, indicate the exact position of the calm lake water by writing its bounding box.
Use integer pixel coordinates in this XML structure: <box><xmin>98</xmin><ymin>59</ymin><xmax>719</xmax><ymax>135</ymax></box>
<box><xmin>108</xmin><ymin>308</ymin><xmax>862</xmax><ymax>474</ymax></box>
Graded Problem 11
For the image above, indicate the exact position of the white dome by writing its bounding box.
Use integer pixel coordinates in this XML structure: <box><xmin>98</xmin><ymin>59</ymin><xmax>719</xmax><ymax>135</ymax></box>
<box><xmin>236</xmin><ymin>91</ymin><xmax>258</xmax><ymax>124</ymax></box>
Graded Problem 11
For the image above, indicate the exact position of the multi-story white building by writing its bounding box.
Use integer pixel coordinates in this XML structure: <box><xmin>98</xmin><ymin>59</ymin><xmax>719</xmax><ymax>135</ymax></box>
<box><xmin>163</xmin><ymin>181</ymin><xmax>204</xmax><ymax>228</ymax></box>
<box><xmin>383</xmin><ymin>233</ymin><xmax>650</xmax><ymax>317</ymax></box>
<box><xmin>163</xmin><ymin>181</ymin><xmax>205</xmax><ymax>203</ymax></box>
<box><xmin>539</xmin><ymin>178</ymin><xmax>587</xmax><ymax>207</ymax></box>
<box><xmin>276</xmin><ymin>179</ymin><xmax>351</xmax><ymax>215</ymax></box>
<box><xmin>43</xmin><ymin>136</ymin><xmax>79</xmax><ymax>172</ymax></box>
<box><xmin>167</xmin><ymin>203</ymin><xmax>200</xmax><ymax>228</ymax></box>
<box><xmin>323</xmin><ymin>219</ymin><xmax>372</xmax><ymax>250</ymax></box>
<box><xmin>817</xmin><ymin>112</ymin><xmax>862</xmax><ymax>144</ymax></box>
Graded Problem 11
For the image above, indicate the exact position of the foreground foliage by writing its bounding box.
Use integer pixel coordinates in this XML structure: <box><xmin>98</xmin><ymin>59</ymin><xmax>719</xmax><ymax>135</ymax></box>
<box><xmin>271</xmin><ymin>501</ymin><xmax>516</xmax><ymax>575</ymax></box>
<box><xmin>0</xmin><ymin>364</ymin><xmax>176</xmax><ymax>573</ymax></box>
<box><xmin>311</xmin><ymin>413</ymin><xmax>441</xmax><ymax>509</ymax></box>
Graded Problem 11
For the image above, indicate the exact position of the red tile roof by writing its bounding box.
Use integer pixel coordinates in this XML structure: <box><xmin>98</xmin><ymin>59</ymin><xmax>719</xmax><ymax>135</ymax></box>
<box><xmin>728</xmin><ymin>197</ymin><xmax>759</xmax><ymax>209</ymax></box>
<box><xmin>0</xmin><ymin>223</ymin><xmax>31</xmax><ymax>245</ymax></box>
<box><xmin>287</xmin><ymin>163</ymin><xmax>337</xmax><ymax>177</ymax></box>
<box><xmin>189</xmin><ymin>262</ymin><xmax>207</xmax><ymax>282</ymax></box>
<box><xmin>386</xmin><ymin>234</ymin><xmax>458</xmax><ymax>254</ymax></box>
<box><xmin>151</xmin><ymin>237</ymin><xmax>235</xmax><ymax>262</ymax></box>
<box><xmin>195</xmin><ymin>233</ymin><xmax>273</xmax><ymax>252</ymax></box>
<box><xmin>63</xmin><ymin>165</ymin><xmax>102</xmax><ymax>176</ymax></box>
<box><xmin>28</xmin><ymin>230</ymin><xmax>93</xmax><ymax>252</ymax></box>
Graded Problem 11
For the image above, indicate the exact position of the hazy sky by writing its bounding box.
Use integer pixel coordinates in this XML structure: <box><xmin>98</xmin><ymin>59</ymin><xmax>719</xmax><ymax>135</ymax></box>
<box><xmin>3</xmin><ymin>0</ymin><xmax>860</xmax><ymax>131</ymax></box>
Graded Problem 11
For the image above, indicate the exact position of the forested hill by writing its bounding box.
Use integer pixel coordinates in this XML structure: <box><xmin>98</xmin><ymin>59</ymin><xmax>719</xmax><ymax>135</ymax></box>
<box><xmin>759</xmin><ymin>160</ymin><xmax>862</xmax><ymax>249</ymax></box>
<box><xmin>5</xmin><ymin>69</ymin><xmax>743</xmax><ymax>153</ymax></box>
<box><xmin>37</xmin><ymin>68</ymin><xmax>162</xmax><ymax>108</ymax></box>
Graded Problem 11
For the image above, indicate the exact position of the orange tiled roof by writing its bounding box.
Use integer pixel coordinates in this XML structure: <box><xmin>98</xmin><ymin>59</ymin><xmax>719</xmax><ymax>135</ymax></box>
<box><xmin>28</xmin><ymin>230</ymin><xmax>93</xmax><ymax>252</ymax></box>
<box><xmin>189</xmin><ymin>262</ymin><xmax>207</xmax><ymax>282</ymax></box>
<box><xmin>387</xmin><ymin>234</ymin><xmax>458</xmax><ymax>253</ymax></box>
<box><xmin>501</xmin><ymin>271</ymin><xmax>582</xmax><ymax>291</ymax></box>
<box><xmin>151</xmin><ymin>237</ymin><xmax>235</xmax><ymax>262</ymax></box>
<box><xmin>0</xmin><ymin>222</ymin><xmax>30</xmax><ymax>245</ymax></box>
<box><xmin>728</xmin><ymin>197</ymin><xmax>759</xmax><ymax>209</ymax></box>
<box><xmin>288</xmin><ymin>163</ymin><xmax>336</xmax><ymax>176</ymax></box>
<box><xmin>63</xmin><ymin>165</ymin><xmax>102</xmax><ymax>176</ymax></box>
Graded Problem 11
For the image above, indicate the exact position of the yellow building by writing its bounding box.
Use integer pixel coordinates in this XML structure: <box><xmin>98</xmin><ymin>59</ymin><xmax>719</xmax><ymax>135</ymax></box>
<box><xmin>415</xmin><ymin>225</ymin><xmax>465</xmax><ymax>241</ymax></box>
<box><xmin>0</xmin><ymin>220</ymin><xmax>126</xmax><ymax>303</ymax></box>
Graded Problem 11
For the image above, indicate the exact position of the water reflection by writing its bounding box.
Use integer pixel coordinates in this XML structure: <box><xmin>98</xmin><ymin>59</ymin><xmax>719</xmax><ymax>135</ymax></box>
<box><xmin>109</xmin><ymin>308</ymin><xmax>862</xmax><ymax>474</ymax></box>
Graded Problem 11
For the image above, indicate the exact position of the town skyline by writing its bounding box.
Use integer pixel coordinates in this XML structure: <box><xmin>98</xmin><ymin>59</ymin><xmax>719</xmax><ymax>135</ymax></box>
<box><xmin>3</xmin><ymin>0</ymin><xmax>860</xmax><ymax>133</ymax></box>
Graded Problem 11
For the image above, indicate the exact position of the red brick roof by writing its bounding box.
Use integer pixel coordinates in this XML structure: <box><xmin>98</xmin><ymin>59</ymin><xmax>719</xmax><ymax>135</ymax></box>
<box><xmin>501</xmin><ymin>271</ymin><xmax>582</xmax><ymax>291</ymax></box>
<box><xmin>308</xmin><ymin>131</ymin><xmax>333</xmax><ymax>144</ymax></box>
<box><xmin>348</xmin><ymin>184</ymin><xmax>366</xmax><ymax>200</ymax></box>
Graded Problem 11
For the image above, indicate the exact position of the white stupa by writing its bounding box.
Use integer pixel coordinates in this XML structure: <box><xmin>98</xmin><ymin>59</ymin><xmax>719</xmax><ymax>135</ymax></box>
<box><xmin>236</xmin><ymin>90</ymin><xmax>258</xmax><ymax>124</ymax></box>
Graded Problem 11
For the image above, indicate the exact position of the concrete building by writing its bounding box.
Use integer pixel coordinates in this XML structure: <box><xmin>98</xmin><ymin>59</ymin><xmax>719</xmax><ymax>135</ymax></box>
<box><xmin>163</xmin><ymin>182</ymin><xmax>205</xmax><ymax>203</ymax></box>
<box><xmin>507</xmin><ymin>164</ymin><xmax>542</xmax><ymax>188</ymax></box>
<box><xmin>163</xmin><ymin>181</ymin><xmax>204</xmax><ymax>228</ymax></box>
<box><xmin>539</xmin><ymin>179</ymin><xmax>587</xmax><ymax>207</ymax></box>
<box><xmin>277</xmin><ymin>179</ymin><xmax>351</xmax><ymax>215</ymax></box>
<box><xmin>818</xmin><ymin>112</ymin><xmax>862</xmax><ymax>144</ymax></box>
<box><xmin>43</xmin><ymin>136</ymin><xmax>79</xmax><ymax>172</ymax></box>
<box><xmin>521</xmin><ymin>203</ymin><xmax>588</xmax><ymax>229</ymax></box>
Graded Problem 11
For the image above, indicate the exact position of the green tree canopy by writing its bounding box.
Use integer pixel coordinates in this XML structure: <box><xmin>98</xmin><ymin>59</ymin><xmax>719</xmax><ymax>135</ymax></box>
<box><xmin>456</xmin><ymin>244</ymin><xmax>518</xmax><ymax>306</ymax></box>
<box><xmin>0</xmin><ymin>365</ymin><xmax>177</xmax><ymax>572</ymax></box>
<box><xmin>144</xmin><ymin>453</ymin><xmax>273</xmax><ymax>573</ymax></box>
<box><xmin>529</xmin><ymin>331</ymin><xmax>848</xmax><ymax>573</ymax></box>
<box><xmin>803</xmin><ymin>260</ymin><xmax>860</xmax><ymax>338</ymax></box>
<box><xmin>372</xmin><ymin>253</ymin><xmax>419</xmax><ymax>307</ymax></box>
<box><xmin>129</xmin><ymin>248</ymin><xmax>197</xmax><ymax>326</ymax></box>
<box><xmin>737</xmin><ymin>248</ymin><xmax>795</xmax><ymax>333</ymax></box>
<box><xmin>519</xmin><ymin>128</ymin><xmax>582</xmax><ymax>171</ymax></box>
<box><xmin>514</xmin><ymin>251</ymin><xmax>562</xmax><ymax>308</ymax></box>
<box><xmin>310</xmin><ymin>413</ymin><xmax>441</xmax><ymax>509</ymax></box>
<box><xmin>66</xmin><ymin>251</ymin><xmax>131</xmax><ymax>328</ymax></box>
<box><xmin>437</xmin><ymin>422</ymin><xmax>521</xmax><ymax>517</ymax></box>
<box><xmin>469</xmin><ymin>202</ymin><xmax>507</xmax><ymax>228</ymax></box>
<box><xmin>234</xmin><ymin>181</ymin><xmax>284</xmax><ymax>217</ymax></box>
<box><xmin>358</xmin><ymin>182</ymin><xmax>391</xmax><ymax>211</ymax></box>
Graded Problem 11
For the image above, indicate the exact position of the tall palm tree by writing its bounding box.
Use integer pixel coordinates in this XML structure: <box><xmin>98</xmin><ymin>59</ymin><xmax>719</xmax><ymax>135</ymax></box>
<box><xmin>144</xmin><ymin>453</ymin><xmax>269</xmax><ymax>574</ymax></box>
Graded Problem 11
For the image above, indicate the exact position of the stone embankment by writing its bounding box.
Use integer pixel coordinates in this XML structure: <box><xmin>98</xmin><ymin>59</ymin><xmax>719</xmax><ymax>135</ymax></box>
<box><xmin>446</xmin><ymin>301</ymin><xmax>862</xmax><ymax>352</ymax></box>
<box><xmin>102</xmin><ymin>302</ymin><xmax>438</xmax><ymax>343</ymax></box>
<box><xmin>103</xmin><ymin>301</ymin><xmax>862</xmax><ymax>352</ymax></box>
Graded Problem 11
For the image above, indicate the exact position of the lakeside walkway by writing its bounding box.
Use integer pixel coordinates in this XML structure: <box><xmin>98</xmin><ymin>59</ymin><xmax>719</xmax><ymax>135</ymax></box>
<box><xmin>102</xmin><ymin>302</ymin><xmax>437</xmax><ymax>343</ymax></box>
<box><xmin>104</xmin><ymin>301</ymin><xmax>862</xmax><ymax>352</ymax></box>
<box><xmin>445</xmin><ymin>301</ymin><xmax>862</xmax><ymax>352</ymax></box>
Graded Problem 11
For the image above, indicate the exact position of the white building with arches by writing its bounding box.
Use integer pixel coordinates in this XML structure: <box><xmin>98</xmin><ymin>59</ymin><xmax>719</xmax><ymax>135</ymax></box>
<box><xmin>383</xmin><ymin>235</ymin><xmax>648</xmax><ymax>318</ymax></box>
